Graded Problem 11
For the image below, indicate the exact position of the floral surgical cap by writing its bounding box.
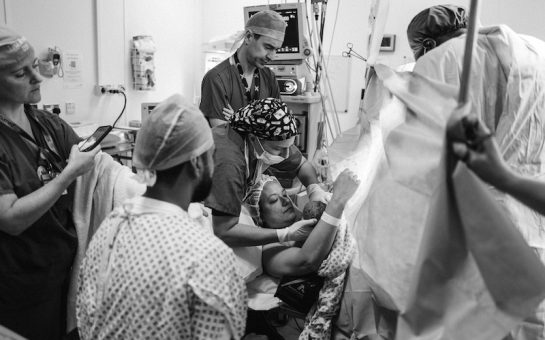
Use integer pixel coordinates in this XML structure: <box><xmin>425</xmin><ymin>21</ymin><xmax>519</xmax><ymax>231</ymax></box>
<box><xmin>133</xmin><ymin>94</ymin><xmax>213</xmax><ymax>173</ymax></box>
<box><xmin>407</xmin><ymin>5</ymin><xmax>468</xmax><ymax>60</ymax></box>
<box><xmin>0</xmin><ymin>26</ymin><xmax>34</xmax><ymax>69</ymax></box>
<box><xmin>230</xmin><ymin>98</ymin><xmax>298</xmax><ymax>141</ymax></box>
<box><xmin>244</xmin><ymin>174</ymin><xmax>278</xmax><ymax>226</ymax></box>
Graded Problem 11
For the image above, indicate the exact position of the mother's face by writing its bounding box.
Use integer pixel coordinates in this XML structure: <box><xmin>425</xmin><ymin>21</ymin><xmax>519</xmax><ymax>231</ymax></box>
<box><xmin>259</xmin><ymin>180</ymin><xmax>298</xmax><ymax>229</ymax></box>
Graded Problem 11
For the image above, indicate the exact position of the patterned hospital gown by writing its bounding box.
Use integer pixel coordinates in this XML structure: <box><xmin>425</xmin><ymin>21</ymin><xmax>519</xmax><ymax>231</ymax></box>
<box><xmin>76</xmin><ymin>196</ymin><xmax>247</xmax><ymax>339</ymax></box>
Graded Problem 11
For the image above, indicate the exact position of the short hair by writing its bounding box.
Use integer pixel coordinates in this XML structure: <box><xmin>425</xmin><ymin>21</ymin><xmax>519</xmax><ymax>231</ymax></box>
<box><xmin>155</xmin><ymin>161</ymin><xmax>187</xmax><ymax>185</ymax></box>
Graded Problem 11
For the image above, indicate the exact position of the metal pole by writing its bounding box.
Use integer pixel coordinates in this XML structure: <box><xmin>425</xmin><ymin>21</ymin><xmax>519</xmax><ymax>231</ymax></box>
<box><xmin>458</xmin><ymin>0</ymin><xmax>481</xmax><ymax>105</ymax></box>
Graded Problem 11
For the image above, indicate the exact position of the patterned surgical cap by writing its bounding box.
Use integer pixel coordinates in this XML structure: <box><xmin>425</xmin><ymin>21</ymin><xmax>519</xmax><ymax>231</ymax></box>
<box><xmin>230</xmin><ymin>98</ymin><xmax>298</xmax><ymax>141</ymax></box>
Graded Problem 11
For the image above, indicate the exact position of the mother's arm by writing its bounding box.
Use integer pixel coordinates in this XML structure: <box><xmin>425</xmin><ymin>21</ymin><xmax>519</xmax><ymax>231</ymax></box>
<box><xmin>262</xmin><ymin>169</ymin><xmax>359</xmax><ymax>278</ymax></box>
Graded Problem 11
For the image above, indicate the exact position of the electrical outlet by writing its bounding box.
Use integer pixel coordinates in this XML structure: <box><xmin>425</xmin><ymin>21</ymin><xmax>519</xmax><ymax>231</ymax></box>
<box><xmin>96</xmin><ymin>84</ymin><xmax>125</xmax><ymax>95</ymax></box>
<box><xmin>96</xmin><ymin>85</ymin><xmax>112</xmax><ymax>95</ymax></box>
<box><xmin>65</xmin><ymin>102</ymin><xmax>76</xmax><ymax>115</ymax></box>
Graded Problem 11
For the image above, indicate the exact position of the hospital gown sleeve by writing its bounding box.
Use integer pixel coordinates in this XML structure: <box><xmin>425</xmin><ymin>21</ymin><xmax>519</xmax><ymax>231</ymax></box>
<box><xmin>188</xmin><ymin>243</ymin><xmax>247</xmax><ymax>340</ymax></box>
<box><xmin>200</xmin><ymin>72</ymin><xmax>227</xmax><ymax>121</ymax></box>
<box><xmin>190</xmin><ymin>296</ymin><xmax>231</xmax><ymax>340</ymax></box>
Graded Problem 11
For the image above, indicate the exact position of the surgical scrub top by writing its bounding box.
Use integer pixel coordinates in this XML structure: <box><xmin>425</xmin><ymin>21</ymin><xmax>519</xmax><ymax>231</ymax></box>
<box><xmin>0</xmin><ymin>108</ymin><xmax>80</xmax><ymax>317</ymax></box>
<box><xmin>200</xmin><ymin>53</ymin><xmax>281</xmax><ymax>122</ymax></box>
<box><xmin>205</xmin><ymin>124</ymin><xmax>304</xmax><ymax>217</ymax></box>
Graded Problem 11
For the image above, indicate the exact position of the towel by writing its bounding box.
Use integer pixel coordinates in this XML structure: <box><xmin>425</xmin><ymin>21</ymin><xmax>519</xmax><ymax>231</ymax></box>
<box><xmin>67</xmin><ymin>152</ymin><xmax>145</xmax><ymax>331</ymax></box>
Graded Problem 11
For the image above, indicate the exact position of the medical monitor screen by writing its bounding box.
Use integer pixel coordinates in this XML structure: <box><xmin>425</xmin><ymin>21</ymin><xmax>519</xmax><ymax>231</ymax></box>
<box><xmin>248</xmin><ymin>7</ymin><xmax>302</xmax><ymax>57</ymax></box>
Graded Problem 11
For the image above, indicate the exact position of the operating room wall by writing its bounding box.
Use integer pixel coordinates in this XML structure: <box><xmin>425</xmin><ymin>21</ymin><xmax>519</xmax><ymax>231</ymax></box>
<box><xmin>353</xmin><ymin>0</ymin><xmax>545</xmax><ymax>69</ymax></box>
<box><xmin>314</xmin><ymin>0</ymin><xmax>545</xmax><ymax>129</ymax></box>
<box><xmin>5</xmin><ymin>1</ymin><xmax>543</xmax><ymax>131</ymax></box>
<box><xmin>5</xmin><ymin>0</ymin><xmax>202</xmax><ymax>126</ymax></box>
<box><xmin>200</xmin><ymin>0</ymin><xmax>368</xmax><ymax>135</ymax></box>
<box><xmin>356</xmin><ymin>0</ymin><xmax>545</xmax><ymax>130</ymax></box>
<box><xmin>377</xmin><ymin>0</ymin><xmax>545</xmax><ymax>67</ymax></box>
<box><xmin>202</xmin><ymin>0</ymin><xmax>545</xmax><ymax>135</ymax></box>
<box><xmin>480</xmin><ymin>0</ymin><xmax>545</xmax><ymax>41</ymax></box>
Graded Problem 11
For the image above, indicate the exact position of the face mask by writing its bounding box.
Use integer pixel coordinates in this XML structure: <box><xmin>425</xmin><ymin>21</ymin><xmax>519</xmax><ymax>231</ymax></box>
<box><xmin>259</xmin><ymin>152</ymin><xmax>285</xmax><ymax>165</ymax></box>
<box><xmin>254</xmin><ymin>138</ymin><xmax>288</xmax><ymax>165</ymax></box>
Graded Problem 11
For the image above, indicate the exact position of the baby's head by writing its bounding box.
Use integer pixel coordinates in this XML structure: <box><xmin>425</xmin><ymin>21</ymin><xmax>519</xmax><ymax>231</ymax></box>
<box><xmin>302</xmin><ymin>201</ymin><xmax>327</xmax><ymax>225</ymax></box>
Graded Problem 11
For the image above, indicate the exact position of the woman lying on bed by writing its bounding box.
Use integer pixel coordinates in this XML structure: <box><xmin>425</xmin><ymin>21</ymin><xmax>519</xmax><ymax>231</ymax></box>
<box><xmin>244</xmin><ymin>169</ymin><xmax>359</xmax><ymax>337</ymax></box>
<box><xmin>244</xmin><ymin>168</ymin><xmax>359</xmax><ymax>278</ymax></box>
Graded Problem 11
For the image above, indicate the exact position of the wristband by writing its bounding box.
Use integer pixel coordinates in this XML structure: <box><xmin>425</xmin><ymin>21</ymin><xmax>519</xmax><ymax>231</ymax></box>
<box><xmin>276</xmin><ymin>228</ymin><xmax>290</xmax><ymax>245</ymax></box>
<box><xmin>320</xmin><ymin>212</ymin><xmax>342</xmax><ymax>227</ymax></box>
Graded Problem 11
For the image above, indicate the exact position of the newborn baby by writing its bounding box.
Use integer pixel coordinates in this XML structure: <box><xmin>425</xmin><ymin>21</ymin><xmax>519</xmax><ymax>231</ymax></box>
<box><xmin>302</xmin><ymin>201</ymin><xmax>327</xmax><ymax>224</ymax></box>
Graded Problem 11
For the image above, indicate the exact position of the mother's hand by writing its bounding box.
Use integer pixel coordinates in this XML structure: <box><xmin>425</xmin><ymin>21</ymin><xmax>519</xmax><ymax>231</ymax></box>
<box><xmin>331</xmin><ymin>169</ymin><xmax>360</xmax><ymax>206</ymax></box>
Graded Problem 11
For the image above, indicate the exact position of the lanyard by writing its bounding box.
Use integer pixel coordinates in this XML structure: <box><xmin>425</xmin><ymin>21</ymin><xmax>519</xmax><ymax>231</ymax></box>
<box><xmin>242</xmin><ymin>139</ymin><xmax>270</xmax><ymax>202</ymax></box>
<box><xmin>233</xmin><ymin>52</ymin><xmax>260</xmax><ymax>103</ymax></box>
<box><xmin>0</xmin><ymin>110</ymin><xmax>64</xmax><ymax>172</ymax></box>
<box><xmin>242</xmin><ymin>140</ymin><xmax>253</xmax><ymax>202</ymax></box>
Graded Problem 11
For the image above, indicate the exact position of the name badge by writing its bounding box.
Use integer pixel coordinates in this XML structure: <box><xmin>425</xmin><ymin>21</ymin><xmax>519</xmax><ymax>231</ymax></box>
<box><xmin>37</xmin><ymin>165</ymin><xmax>66</xmax><ymax>195</ymax></box>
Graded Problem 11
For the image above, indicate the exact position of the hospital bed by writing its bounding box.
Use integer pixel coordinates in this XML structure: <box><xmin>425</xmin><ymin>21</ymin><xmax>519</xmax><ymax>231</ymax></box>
<box><xmin>196</xmin><ymin>202</ymin><xmax>308</xmax><ymax>339</ymax></box>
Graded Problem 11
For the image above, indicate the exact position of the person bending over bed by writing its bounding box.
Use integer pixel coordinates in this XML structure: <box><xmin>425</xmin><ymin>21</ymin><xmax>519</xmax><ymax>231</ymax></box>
<box><xmin>244</xmin><ymin>169</ymin><xmax>359</xmax><ymax>338</ymax></box>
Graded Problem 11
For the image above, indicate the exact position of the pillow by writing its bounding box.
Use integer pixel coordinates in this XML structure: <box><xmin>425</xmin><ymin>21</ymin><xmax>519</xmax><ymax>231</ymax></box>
<box><xmin>189</xmin><ymin>203</ymin><xmax>263</xmax><ymax>282</ymax></box>
<box><xmin>232</xmin><ymin>205</ymin><xmax>263</xmax><ymax>282</ymax></box>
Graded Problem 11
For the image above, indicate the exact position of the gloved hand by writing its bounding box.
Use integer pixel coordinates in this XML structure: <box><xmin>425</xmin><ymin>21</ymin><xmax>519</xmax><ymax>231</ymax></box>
<box><xmin>307</xmin><ymin>183</ymin><xmax>332</xmax><ymax>204</ymax></box>
<box><xmin>188</xmin><ymin>203</ymin><xmax>212</xmax><ymax>232</ymax></box>
<box><xmin>451</xmin><ymin>114</ymin><xmax>506</xmax><ymax>187</ymax></box>
<box><xmin>276</xmin><ymin>218</ymin><xmax>317</xmax><ymax>245</ymax></box>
